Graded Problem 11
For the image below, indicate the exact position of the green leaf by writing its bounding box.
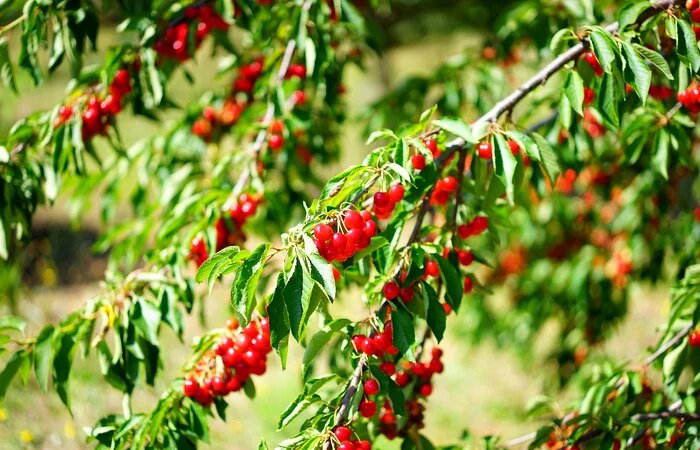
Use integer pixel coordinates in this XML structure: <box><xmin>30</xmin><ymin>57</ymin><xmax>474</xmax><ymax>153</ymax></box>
<box><xmin>0</xmin><ymin>350</ymin><xmax>26</xmax><ymax>400</ymax></box>
<box><xmin>618</xmin><ymin>1</ymin><xmax>651</xmax><ymax>32</ymax></box>
<box><xmin>528</xmin><ymin>133</ymin><xmax>560</xmax><ymax>183</ymax></box>
<box><xmin>366</xmin><ymin>129</ymin><xmax>398</xmax><ymax>145</ymax></box>
<box><xmin>268</xmin><ymin>273</ymin><xmax>290</xmax><ymax>366</ymax></box>
<box><xmin>432</xmin><ymin>118</ymin><xmax>477</xmax><ymax>143</ymax></box>
<box><xmin>195</xmin><ymin>246</ymin><xmax>242</xmax><ymax>283</ymax></box>
<box><xmin>277</xmin><ymin>393</ymin><xmax>320</xmax><ymax>430</ymax></box>
<box><xmin>563</xmin><ymin>70</ymin><xmax>584</xmax><ymax>116</ymax></box>
<box><xmin>634</xmin><ymin>44</ymin><xmax>673</xmax><ymax>80</ymax></box>
<box><xmin>676</xmin><ymin>19</ymin><xmax>700</xmax><ymax>72</ymax></box>
<box><xmin>434</xmin><ymin>255</ymin><xmax>463</xmax><ymax>312</ymax></box>
<box><xmin>301</xmin><ymin>319</ymin><xmax>350</xmax><ymax>377</ymax></box>
<box><xmin>283</xmin><ymin>260</ymin><xmax>313</xmax><ymax>341</ymax></box>
<box><xmin>391</xmin><ymin>307</ymin><xmax>415</xmax><ymax>361</ymax></box>
<box><xmin>231</xmin><ymin>243</ymin><xmax>271</xmax><ymax>321</ymax></box>
<box><xmin>424</xmin><ymin>284</ymin><xmax>446</xmax><ymax>342</ymax></box>
<box><xmin>588</xmin><ymin>28</ymin><xmax>620</xmax><ymax>73</ymax></box>
<box><xmin>34</xmin><ymin>325</ymin><xmax>55</xmax><ymax>392</ymax></box>
<box><xmin>597</xmin><ymin>73</ymin><xmax>620</xmax><ymax>127</ymax></box>
<box><xmin>622</xmin><ymin>42</ymin><xmax>652</xmax><ymax>104</ymax></box>
<box><xmin>493</xmin><ymin>134</ymin><xmax>517</xmax><ymax>205</ymax></box>
<box><xmin>653</xmin><ymin>129</ymin><xmax>670</xmax><ymax>180</ymax></box>
<box><xmin>0</xmin><ymin>316</ymin><xmax>26</xmax><ymax>334</ymax></box>
<box><xmin>304</xmin><ymin>239</ymin><xmax>336</xmax><ymax>301</ymax></box>
<box><xmin>133</xmin><ymin>298</ymin><xmax>161</xmax><ymax>345</ymax></box>
<box><xmin>0</xmin><ymin>37</ymin><xmax>17</xmax><ymax>93</ymax></box>
<box><xmin>319</xmin><ymin>166</ymin><xmax>367</xmax><ymax>200</ymax></box>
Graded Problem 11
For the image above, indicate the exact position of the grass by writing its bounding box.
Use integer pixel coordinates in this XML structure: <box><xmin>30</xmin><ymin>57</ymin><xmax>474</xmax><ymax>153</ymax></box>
<box><xmin>0</xmin><ymin>24</ymin><xmax>676</xmax><ymax>450</ymax></box>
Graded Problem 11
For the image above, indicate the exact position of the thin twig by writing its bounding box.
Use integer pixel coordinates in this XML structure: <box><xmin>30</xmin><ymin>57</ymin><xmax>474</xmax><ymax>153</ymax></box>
<box><xmin>322</xmin><ymin>355</ymin><xmax>368</xmax><ymax>450</ymax></box>
<box><xmin>644</xmin><ymin>322</ymin><xmax>692</xmax><ymax>366</ymax></box>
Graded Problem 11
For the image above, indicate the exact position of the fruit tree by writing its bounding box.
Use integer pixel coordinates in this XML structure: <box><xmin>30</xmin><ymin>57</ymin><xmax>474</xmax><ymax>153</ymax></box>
<box><xmin>1</xmin><ymin>0</ymin><xmax>700</xmax><ymax>449</ymax></box>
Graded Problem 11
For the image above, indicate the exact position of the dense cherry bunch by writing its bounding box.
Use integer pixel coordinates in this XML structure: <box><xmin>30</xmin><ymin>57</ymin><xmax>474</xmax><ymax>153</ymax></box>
<box><xmin>382</xmin><ymin>272</ymin><xmax>417</xmax><ymax>304</ymax></box>
<box><xmin>332</xmin><ymin>426</ymin><xmax>371</xmax><ymax>450</ymax></box>
<box><xmin>351</xmin><ymin>321</ymin><xmax>399</xmax><ymax>358</ymax></box>
<box><xmin>457</xmin><ymin>215</ymin><xmax>489</xmax><ymax>238</ymax></box>
<box><xmin>677</xmin><ymin>84</ymin><xmax>700</xmax><ymax>113</ymax></box>
<box><xmin>54</xmin><ymin>69</ymin><xmax>133</xmax><ymax>141</ymax></box>
<box><xmin>688</xmin><ymin>0</ymin><xmax>700</xmax><ymax>22</ymax></box>
<box><xmin>372</xmin><ymin>185</ymin><xmax>405</xmax><ymax>219</ymax></box>
<box><xmin>583</xmin><ymin>51</ymin><xmax>603</xmax><ymax>77</ymax></box>
<box><xmin>154</xmin><ymin>5</ymin><xmax>228</xmax><ymax>61</ymax></box>
<box><xmin>189</xmin><ymin>193</ymin><xmax>262</xmax><ymax>267</ymax></box>
<box><xmin>377</xmin><ymin>347</ymin><xmax>444</xmax><ymax>440</ymax></box>
<box><xmin>192</xmin><ymin>59</ymin><xmax>264</xmax><ymax>140</ymax></box>
<box><xmin>314</xmin><ymin>209</ymin><xmax>378</xmax><ymax>262</ymax></box>
<box><xmin>429</xmin><ymin>176</ymin><xmax>458</xmax><ymax>205</ymax></box>
<box><xmin>182</xmin><ymin>317</ymin><xmax>271</xmax><ymax>406</ymax></box>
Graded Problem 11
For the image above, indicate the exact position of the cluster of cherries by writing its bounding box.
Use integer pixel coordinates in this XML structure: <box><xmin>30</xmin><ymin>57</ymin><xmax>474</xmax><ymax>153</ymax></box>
<box><xmin>372</xmin><ymin>185</ymin><xmax>405</xmax><ymax>219</ymax></box>
<box><xmin>54</xmin><ymin>69</ymin><xmax>133</xmax><ymax>141</ymax></box>
<box><xmin>182</xmin><ymin>317</ymin><xmax>271</xmax><ymax>406</ymax></box>
<box><xmin>192</xmin><ymin>59</ymin><xmax>264</xmax><ymax>140</ymax></box>
<box><xmin>677</xmin><ymin>84</ymin><xmax>700</xmax><ymax>113</ymax></box>
<box><xmin>457</xmin><ymin>215</ymin><xmax>489</xmax><ymax>238</ymax></box>
<box><xmin>351</xmin><ymin>321</ymin><xmax>399</xmax><ymax>359</ymax></box>
<box><xmin>382</xmin><ymin>274</ymin><xmax>417</xmax><ymax>304</ymax></box>
<box><xmin>154</xmin><ymin>5</ymin><xmax>228</xmax><ymax>61</ymax></box>
<box><xmin>189</xmin><ymin>193</ymin><xmax>262</xmax><ymax>268</ymax></box>
<box><xmin>429</xmin><ymin>176</ymin><xmax>458</xmax><ymax>205</ymax></box>
<box><xmin>688</xmin><ymin>0</ymin><xmax>700</xmax><ymax>22</ymax></box>
<box><xmin>313</xmin><ymin>209</ymin><xmax>379</xmax><ymax>263</ymax></box>
<box><xmin>332</xmin><ymin>426</ymin><xmax>371</xmax><ymax>450</ymax></box>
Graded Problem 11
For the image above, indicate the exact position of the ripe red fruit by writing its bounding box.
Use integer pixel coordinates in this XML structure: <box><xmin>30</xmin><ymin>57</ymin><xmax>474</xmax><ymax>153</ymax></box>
<box><xmin>343</xmin><ymin>210</ymin><xmax>363</xmax><ymax>230</ymax></box>
<box><xmin>362</xmin><ymin>219</ymin><xmax>377</xmax><ymax>238</ymax></box>
<box><xmin>383</xmin><ymin>281</ymin><xmax>400</xmax><ymax>300</ymax></box>
<box><xmin>425</xmin><ymin>260</ymin><xmax>440</xmax><ymax>277</ymax></box>
<box><xmin>689</xmin><ymin>0</ymin><xmax>699</xmax><ymax>10</ymax></box>
<box><xmin>411</xmin><ymin>153</ymin><xmax>426</xmax><ymax>170</ymax></box>
<box><xmin>314</xmin><ymin>223</ymin><xmax>333</xmax><ymax>241</ymax></box>
<box><xmin>374</xmin><ymin>191</ymin><xmax>391</xmax><ymax>208</ymax></box>
<box><xmin>419</xmin><ymin>383</ymin><xmax>433</xmax><ymax>397</ymax></box>
<box><xmin>388</xmin><ymin>184</ymin><xmax>405</xmax><ymax>203</ymax></box>
<box><xmin>380</xmin><ymin>361</ymin><xmax>396</xmax><ymax>376</ymax></box>
<box><xmin>477</xmin><ymin>142</ymin><xmax>493</xmax><ymax>159</ymax></box>
<box><xmin>441</xmin><ymin>176</ymin><xmax>458</xmax><ymax>193</ymax></box>
<box><xmin>458</xmin><ymin>250</ymin><xmax>474</xmax><ymax>266</ymax></box>
<box><xmin>355</xmin><ymin>440</ymin><xmax>371</xmax><ymax>450</ymax></box>
<box><xmin>463</xmin><ymin>277</ymin><xmax>473</xmax><ymax>293</ymax></box>
<box><xmin>472</xmin><ymin>216</ymin><xmax>489</xmax><ymax>234</ymax></box>
<box><xmin>693</xmin><ymin>8</ymin><xmax>700</xmax><ymax>22</ymax></box>
<box><xmin>507</xmin><ymin>139</ymin><xmax>520</xmax><ymax>155</ymax></box>
<box><xmin>183</xmin><ymin>378</ymin><xmax>199</xmax><ymax>397</ymax></box>
<box><xmin>269</xmin><ymin>134</ymin><xmax>284</xmax><ymax>151</ymax></box>
<box><xmin>334</xmin><ymin>426</ymin><xmax>352</xmax><ymax>442</ymax></box>
<box><xmin>337</xmin><ymin>442</ymin><xmax>354</xmax><ymax>450</ymax></box>
<box><xmin>351</xmin><ymin>335</ymin><xmax>365</xmax><ymax>352</ymax></box>
<box><xmin>361</xmin><ymin>337</ymin><xmax>377</xmax><ymax>356</ymax></box>
<box><xmin>359</xmin><ymin>399</ymin><xmax>377</xmax><ymax>418</ymax></box>
<box><xmin>59</xmin><ymin>105</ymin><xmax>73</xmax><ymax>120</ymax></box>
<box><xmin>292</xmin><ymin>90</ymin><xmax>306</xmax><ymax>105</ymax></box>
<box><xmin>364</xmin><ymin>378</ymin><xmax>380</xmax><ymax>396</ymax></box>
<box><xmin>689</xmin><ymin>330</ymin><xmax>700</xmax><ymax>347</ymax></box>
<box><xmin>442</xmin><ymin>303</ymin><xmax>452</xmax><ymax>315</ymax></box>
<box><xmin>423</xmin><ymin>138</ymin><xmax>439</xmax><ymax>156</ymax></box>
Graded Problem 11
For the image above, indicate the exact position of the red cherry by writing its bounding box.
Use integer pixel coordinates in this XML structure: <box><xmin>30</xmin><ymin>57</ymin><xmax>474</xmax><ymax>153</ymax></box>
<box><xmin>383</xmin><ymin>281</ymin><xmax>400</xmax><ymax>300</ymax></box>
<box><xmin>332</xmin><ymin>232</ymin><xmax>347</xmax><ymax>250</ymax></box>
<box><xmin>292</xmin><ymin>90</ymin><xmax>306</xmax><ymax>105</ymax></box>
<box><xmin>59</xmin><ymin>105</ymin><xmax>74</xmax><ymax>120</ymax></box>
<box><xmin>334</xmin><ymin>427</ymin><xmax>352</xmax><ymax>442</ymax></box>
<box><xmin>442</xmin><ymin>303</ymin><xmax>452</xmax><ymax>315</ymax></box>
<box><xmin>351</xmin><ymin>335</ymin><xmax>365</xmax><ymax>352</ymax></box>
<box><xmin>332</xmin><ymin>267</ymin><xmax>341</xmax><ymax>282</ymax></box>
<box><xmin>314</xmin><ymin>224</ymin><xmax>333</xmax><ymax>241</ymax></box>
<box><xmin>361</xmin><ymin>337</ymin><xmax>377</xmax><ymax>356</ymax></box>
<box><xmin>359</xmin><ymin>400</ymin><xmax>377</xmax><ymax>418</ymax></box>
<box><xmin>344</xmin><ymin>210</ymin><xmax>363</xmax><ymax>230</ymax></box>
<box><xmin>400</xmin><ymin>286</ymin><xmax>414</xmax><ymax>303</ymax></box>
<box><xmin>364</xmin><ymin>379</ymin><xmax>380</xmax><ymax>396</ymax></box>
<box><xmin>411</xmin><ymin>153</ymin><xmax>426</xmax><ymax>170</ymax></box>
<box><xmin>395</xmin><ymin>372</ymin><xmax>410</xmax><ymax>387</ymax></box>
<box><xmin>183</xmin><ymin>378</ymin><xmax>199</xmax><ymax>397</ymax></box>
<box><xmin>373</xmin><ymin>192</ymin><xmax>391</xmax><ymax>209</ymax></box>
<box><xmin>362</xmin><ymin>219</ymin><xmax>377</xmax><ymax>238</ymax></box>
<box><xmin>477</xmin><ymin>142</ymin><xmax>493</xmax><ymax>159</ymax></box>
<box><xmin>471</xmin><ymin>216</ymin><xmax>489</xmax><ymax>234</ymax></box>
<box><xmin>423</xmin><ymin>138</ymin><xmax>439</xmax><ymax>156</ymax></box>
<box><xmin>507</xmin><ymin>139</ymin><xmax>520</xmax><ymax>155</ymax></box>
<box><xmin>355</xmin><ymin>440</ymin><xmax>371</xmax><ymax>450</ymax></box>
<box><xmin>689</xmin><ymin>330</ymin><xmax>700</xmax><ymax>347</ymax></box>
<box><xmin>388</xmin><ymin>184</ymin><xmax>405</xmax><ymax>203</ymax></box>
<box><xmin>269</xmin><ymin>134</ymin><xmax>284</xmax><ymax>151</ymax></box>
<box><xmin>419</xmin><ymin>383</ymin><xmax>433</xmax><ymax>397</ymax></box>
<box><xmin>338</xmin><ymin>442</ymin><xmax>354</xmax><ymax>450</ymax></box>
<box><xmin>380</xmin><ymin>362</ymin><xmax>396</xmax><ymax>376</ymax></box>
<box><xmin>425</xmin><ymin>260</ymin><xmax>440</xmax><ymax>277</ymax></box>
<box><xmin>441</xmin><ymin>176</ymin><xmax>458</xmax><ymax>193</ymax></box>
<box><xmin>463</xmin><ymin>277</ymin><xmax>473</xmax><ymax>293</ymax></box>
<box><xmin>458</xmin><ymin>250</ymin><xmax>474</xmax><ymax>266</ymax></box>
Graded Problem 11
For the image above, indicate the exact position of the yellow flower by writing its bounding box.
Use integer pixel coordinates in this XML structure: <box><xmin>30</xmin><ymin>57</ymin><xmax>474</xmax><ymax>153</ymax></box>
<box><xmin>19</xmin><ymin>429</ymin><xmax>33</xmax><ymax>443</ymax></box>
<box><xmin>64</xmin><ymin>422</ymin><xmax>77</xmax><ymax>439</ymax></box>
